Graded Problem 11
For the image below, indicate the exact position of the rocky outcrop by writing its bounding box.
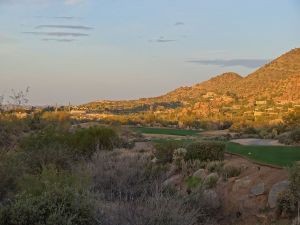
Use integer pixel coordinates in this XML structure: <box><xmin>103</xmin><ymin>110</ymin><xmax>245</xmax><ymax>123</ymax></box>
<box><xmin>250</xmin><ymin>183</ymin><xmax>265</xmax><ymax>196</ymax></box>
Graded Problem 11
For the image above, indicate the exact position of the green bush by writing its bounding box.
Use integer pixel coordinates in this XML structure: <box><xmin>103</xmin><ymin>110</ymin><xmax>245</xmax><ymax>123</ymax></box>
<box><xmin>154</xmin><ymin>141</ymin><xmax>185</xmax><ymax>164</ymax></box>
<box><xmin>0</xmin><ymin>166</ymin><xmax>98</xmax><ymax>225</ymax></box>
<box><xmin>185</xmin><ymin>176</ymin><xmax>202</xmax><ymax>189</ymax></box>
<box><xmin>67</xmin><ymin>126</ymin><xmax>120</xmax><ymax>157</ymax></box>
<box><xmin>185</xmin><ymin>142</ymin><xmax>225</xmax><ymax>162</ymax></box>
<box><xmin>20</xmin><ymin>126</ymin><xmax>120</xmax><ymax>163</ymax></box>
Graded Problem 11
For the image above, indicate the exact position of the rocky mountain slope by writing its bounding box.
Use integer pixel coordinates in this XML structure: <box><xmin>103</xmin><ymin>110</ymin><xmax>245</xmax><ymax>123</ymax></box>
<box><xmin>83</xmin><ymin>48</ymin><xmax>300</xmax><ymax>112</ymax></box>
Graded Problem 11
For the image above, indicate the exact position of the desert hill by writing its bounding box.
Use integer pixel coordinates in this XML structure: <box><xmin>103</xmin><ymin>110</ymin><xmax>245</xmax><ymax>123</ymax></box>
<box><xmin>82</xmin><ymin>48</ymin><xmax>300</xmax><ymax>114</ymax></box>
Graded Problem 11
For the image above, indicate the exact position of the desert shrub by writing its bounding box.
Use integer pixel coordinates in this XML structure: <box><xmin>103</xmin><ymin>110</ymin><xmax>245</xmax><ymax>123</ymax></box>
<box><xmin>180</xmin><ymin>159</ymin><xmax>205</xmax><ymax>177</ymax></box>
<box><xmin>206</xmin><ymin>161</ymin><xmax>224</xmax><ymax>173</ymax></box>
<box><xmin>186</xmin><ymin>176</ymin><xmax>202</xmax><ymax>189</ymax></box>
<box><xmin>185</xmin><ymin>142</ymin><xmax>225</xmax><ymax>162</ymax></box>
<box><xmin>0</xmin><ymin>152</ymin><xmax>25</xmax><ymax>200</ymax></box>
<box><xmin>288</xmin><ymin>163</ymin><xmax>300</xmax><ymax>199</ymax></box>
<box><xmin>154</xmin><ymin>141</ymin><xmax>185</xmax><ymax>164</ymax></box>
<box><xmin>0</xmin><ymin>116</ymin><xmax>29</xmax><ymax>150</ymax></box>
<box><xmin>221</xmin><ymin>165</ymin><xmax>241</xmax><ymax>180</ymax></box>
<box><xmin>0</xmin><ymin>166</ymin><xmax>98</xmax><ymax>225</ymax></box>
<box><xmin>20</xmin><ymin>126</ymin><xmax>120</xmax><ymax>166</ymax></box>
<box><xmin>172</xmin><ymin>148</ymin><xmax>187</xmax><ymax>166</ymax></box>
<box><xmin>67</xmin><ymin>126</ymin><xmax>120</xmax><ymax>157</ymax></box>
<box><xmin>19</xmin><ymin>128</ymin><xmax>75</xmax><ymax>172</ymax></box>
<box><xmin>89</xmin><ymin>150</ymin><xmax>165</xmax><ymax>201</ymax></box>
<box><xmin>105</xmin><ymin>195</ymin><xmax>202</xmax><ymax>225</ymax></box>
<box><xmin>41</xmin><ymin>111</ymin><xmax>70</xmax><ymax>123</ymax></box>
<box><xmin>276</xmin><ymin>163</ymin><xmax>300</xmax><ymax>216</ymax></box>
<box><xmin>277</xmin><ymin>189</ymin><xmax>298</xmax><ymax>216</ymax></box>
<box><xmin>204</xmin><ymin>175</ymin><xmax>218</xmax><ymax>189</ymax></box>
<box><xmin>244</xmin><ymin>127</ymin><xmax>258</xmax><ymax>135</ymax></box>
<box><xmin>290</xmin><ymin>129</ymin><xmax>300</xmax><ymax>144</ymax></box>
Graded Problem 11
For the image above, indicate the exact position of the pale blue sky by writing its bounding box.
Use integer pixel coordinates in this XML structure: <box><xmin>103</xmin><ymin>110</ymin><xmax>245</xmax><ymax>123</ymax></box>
<box><xmin>0</xmin><ymin>0</ymin><xmax>299</xmax><ymax>105</ymax></box>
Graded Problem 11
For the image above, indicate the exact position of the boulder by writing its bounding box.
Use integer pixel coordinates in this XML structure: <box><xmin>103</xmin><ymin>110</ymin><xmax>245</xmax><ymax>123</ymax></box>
<box><xmin>203</xmin><ymin>190</ymin><xmax>221</xmax><ymax>209</ymax></box>
<box><xmin>193</xmin><ymin>169</ymin><xmax>207</xmax><ymax>180</ymax></box>
<box><xmin>232</xmin><ymin>177</ymin><xmax>251</xmax><ymax>192</ymax></box>
<box><xmin>268</xmin><ymin>180</ymin><xmax>290</xmax><ymax>208</ymax></box>
<box><xmin>250</xmin><ymin>182</ymin><xmax>265</xmax><ymax>196</ymax></box>
<box><xmin>206</xmin><ymin>172</ymin><xmax>219</xmax><ymax>181</ymax></box>
<box><xmin>162</xmin><ymin>174</ymin><xmax>181</xmax><ymax>187</ymax></box>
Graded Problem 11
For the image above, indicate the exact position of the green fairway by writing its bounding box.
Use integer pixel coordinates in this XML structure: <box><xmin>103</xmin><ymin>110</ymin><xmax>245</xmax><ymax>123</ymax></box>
<box><xmin>133</xmin><ymin>127</ymin><xmax>200</xmax><ymax>136</ymax></box>
<box><xmin>226</xmin><ymin>142</ymin><xmax>300</xmax><ymax>167</ymax></box>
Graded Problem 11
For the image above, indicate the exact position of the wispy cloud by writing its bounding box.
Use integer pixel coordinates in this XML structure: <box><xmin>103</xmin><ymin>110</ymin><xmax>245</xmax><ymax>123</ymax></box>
<box><xmin>42</xmin><ymin>38</ymin><xmax>75</xmax><ymax>42</ymax></box>
<box><xmin>149</xmin><ymin>36</ymin><xmax>176</xmax><ymax>43</ymax></box>
<box><xmin>186</xmin><ymin>59</ymin><xmax>269</xmax><ymax>68</ymax></box>
<box><xmin>35</xmin><ymin>25</ymin><xmax>93</xmax><ymax>30</ymax></box>
<box><xmin>175</xmin><ymin>22</ymin><xmax>185</xmax><ymax>26</ymax></box>
<box><xmin>23</xmin><ymin>31</ymin><xmax>89</xmax><ymax>37</ymax></box>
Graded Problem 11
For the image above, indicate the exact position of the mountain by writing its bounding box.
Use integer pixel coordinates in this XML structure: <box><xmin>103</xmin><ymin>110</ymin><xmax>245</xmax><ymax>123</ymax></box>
<box><xmin>82</xmin><ymin>48</ymin><xmax>300</xmax><ymax>113</ymax></box>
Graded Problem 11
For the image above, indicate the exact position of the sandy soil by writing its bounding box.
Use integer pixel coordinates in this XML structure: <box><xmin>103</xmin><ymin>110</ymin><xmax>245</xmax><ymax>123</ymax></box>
<box><xmin>231</xmin><ymin>138</ymin><xmax>285</xmax><ymax>146</ymax></box>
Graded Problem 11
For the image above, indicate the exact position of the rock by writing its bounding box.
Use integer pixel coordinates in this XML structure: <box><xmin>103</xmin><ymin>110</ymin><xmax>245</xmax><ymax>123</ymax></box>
<box><xmin>203</xmin><ymin>190</ymin><xmax>221</xmax><ymax>209</ymax></box>
<box><xmin>206</xmin><ymin>172</ymin><xmax>219</xmax><ymax>180</ymax></box>
<box><xmin>250</xmin><ymin>182</ymin><xmax>265</xmax><ymax>196</ymax></box>
<box><xmin>162</xmin><ymin>174</ymin><xmax>181</xmax><ymax>187</ymax></box>
<box><xmin>232</xmin><ymin>176</ymin><xmax>251</xmax><ymax>192</ymax></box>
<box><xmin>151</xmin><ymin>157</ymin><xmax>158</xmax><ymax>163</ymax></box>
<box><xmin>193</xmin><ymin>169</ymin><xmax>207</xmax><ymax>180</ymax></box>
<box><xmin>268</xmin><ymin>180</ymin><xmax>290</xmax><ymax>208</ymax></box>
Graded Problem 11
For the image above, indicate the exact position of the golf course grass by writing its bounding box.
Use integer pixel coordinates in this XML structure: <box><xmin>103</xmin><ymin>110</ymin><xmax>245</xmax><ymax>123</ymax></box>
<box><xmin>133</xmin><ymin>127</ymin><xmax>200</xmax><ymax>136</ymax></box>
<box><xmin>226</xmin><ymin>142</ymin><xmax>300</xmax><ymax>167</ymax></box>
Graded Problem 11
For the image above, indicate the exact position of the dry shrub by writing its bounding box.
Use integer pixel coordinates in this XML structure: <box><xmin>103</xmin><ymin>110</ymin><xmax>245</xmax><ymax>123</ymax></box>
<box><xmin>89</xmin><ymin>150</ymin><xmax>165</xmax><ymax>201</ymax></box>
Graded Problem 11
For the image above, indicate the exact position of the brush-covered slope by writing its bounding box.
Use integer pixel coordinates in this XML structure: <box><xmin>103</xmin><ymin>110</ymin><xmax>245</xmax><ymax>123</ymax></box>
<box><xmin>83</xmin><ymin>48</ymin><xmax>300</xmax><ymax>112</ymax></box>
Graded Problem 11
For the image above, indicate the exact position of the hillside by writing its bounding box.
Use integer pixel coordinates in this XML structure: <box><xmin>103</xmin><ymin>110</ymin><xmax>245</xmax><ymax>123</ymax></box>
<box><xmin>81</xmin><ymin>48</ymin><xmax>300</xmax><ymax>124</ymax></box>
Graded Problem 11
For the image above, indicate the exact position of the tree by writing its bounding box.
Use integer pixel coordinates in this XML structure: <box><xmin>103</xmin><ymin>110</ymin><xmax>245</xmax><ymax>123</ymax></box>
<box><xmin>9</xmin><ymin>87</ymin><xmax>30</xmax><ymax>109</ymax></box>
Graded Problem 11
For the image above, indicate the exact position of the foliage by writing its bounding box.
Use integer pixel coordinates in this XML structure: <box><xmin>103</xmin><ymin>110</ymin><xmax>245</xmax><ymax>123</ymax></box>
<box><xmin>186</xmin><ymin>176</ymin><xmax>202</xmax><ymax>189</ymax></box>
<box><xmin>277</xmin><ymin>163</ymin><xmax>300</xmax><ymax>217</ymax></box>
<box><xmin>20</xmin><ymin>126</ymin><xmax>120</xmax><ymax>169</ymax></box>
<box><xmin>154</xmin><ymin>141</ymin><xmax>186</xmax><ymax>164</ymax></box>
<box><xmin>221</xmin><ymin>165</ymin><xmax>241</xmax><ymax>180</ymax></box>
<box><xmin>206</xmin><ymin>161</ymin><xmax>224</xmax><ymax>173</ymax></box>
<box><xmin>185</xmin><ymin>142</ymin><xmax>225</xmax><ymax>162</ymax></box>
<box><xmin>89</xmin><ymin>150</ymin><xmax>165</xmax><ymax>201</ymax></box>
<box><xmin>277</xmin><ymin>189</ymin><xmax>298</xmax><ymax>216</ymax></box>
<box><xmin>204</xmin><ymin>175</ymin><xmax>219</xmax><ymax>189</ymax></box>
<box><xmin>0</xmin><ymin>166</ymin><xmax>98</xmax><ymax>225</ymax></box>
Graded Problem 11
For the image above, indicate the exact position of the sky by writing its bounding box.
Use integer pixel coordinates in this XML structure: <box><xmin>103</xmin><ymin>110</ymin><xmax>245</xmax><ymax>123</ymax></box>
<box><xmin>0</xmin><ymin>0</ymin><xmax>299</xmax><ymax>105</ymax></box>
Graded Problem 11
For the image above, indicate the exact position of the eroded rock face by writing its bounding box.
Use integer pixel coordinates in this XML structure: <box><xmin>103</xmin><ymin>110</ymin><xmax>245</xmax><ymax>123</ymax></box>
<box><xmin>268</xmin><ymin>180</ymin><xmax>290</xmax><ymax>208</ymax></box>
<box><xmin>250</xmin><ymin>183</ymin><xmax>265</xmax><ymax>196</ymax></box>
